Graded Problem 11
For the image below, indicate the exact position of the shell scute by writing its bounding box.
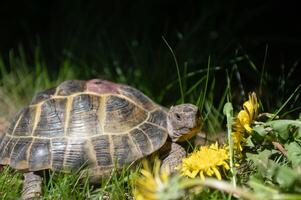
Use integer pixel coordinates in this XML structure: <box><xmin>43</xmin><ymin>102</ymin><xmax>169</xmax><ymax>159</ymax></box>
<box><xmin>28</xmin><ymin>138</ymin><xmax>51</xmax><ymax>171</ymax></box>
<box><xmin>111</xmin><ymin>134</ymin><xmax>138</xmax><ymax>166</ymax></box>
<box><xmin>91</xmin><ymin>135</ymin><xmax>113</xmax><ymax>167</ymax></box>
<box><xmin>139</xmin><ymin>123</ymin><xmax>167</xmax><ymax>151</ymax></box>
<box><xmin>51</xmin><ymin>138</ymin><xmax>67</xmax><ymax>171</ymax></box>
<box><xmin>33</xmin><ymin>98</ymin><xmax>65</xmax><ymax>137</ymax></box>
<box><xmin>104</xmin><ymin>95</ymin><xmax>148</xmax><ymax>133</ymax></box>
<box><xmin>148</xmin><ymin>109</ymin><xmax>167</xmax><ymax>127</ymax></box>
<box><xmin>11</xmin><ymin>108</ymin><xmax>34</xmax><ymax>136</ymax></box>
<box><xmin>0</xmin><ymin>136</ymin><xmax>14</xmax><ymax>164</ymax></box>
<box><xmin>56</xmin><ymin>80</ymin><xmax>86</xmax><ymax>96</ymax></box>
<box><xmin>130</xmin><ymin>128</ymin><xmax>153</xmax><ymax>155</ymax></box>
<box><xmin>62</xmin><ymin>138</ymin><xmax>89</xmax><ymax>171</ymax></box>
<box><xmin>10</xmin><ymin>137</ymin><xmax>33</xmax><ymax>170</ymax></box>
<box><xmin>120</xmin><ymin>85</ymin><xmax>156</xmax><ymax>110</ymax></box>
<box><xmin>68</xmin><ymin>94</ymin><xmax>102</xmax><ymax>137</ymax></box>
<box><xmin>30</xmin><ymin>87</ymin><xmax>56</xmax><ymax>105</ymax></box>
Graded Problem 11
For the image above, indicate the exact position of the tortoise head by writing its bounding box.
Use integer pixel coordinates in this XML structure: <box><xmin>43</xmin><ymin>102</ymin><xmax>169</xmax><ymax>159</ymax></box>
<box><xmin>167</xmin><ymin>104</ymin><xmax>202</xmax><ymax>142</ymax></box>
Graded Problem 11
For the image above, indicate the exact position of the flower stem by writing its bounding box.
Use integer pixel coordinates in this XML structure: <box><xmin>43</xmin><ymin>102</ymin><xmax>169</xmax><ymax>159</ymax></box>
<box><xmin>180</xmin><ymin>178</ymin><xmax>258</xmax><ymax>200</ymax></box>
<box><xmin>223</xmin><ymin>102</ymin><xmax>236</xmax><ymax>188</ymax></box>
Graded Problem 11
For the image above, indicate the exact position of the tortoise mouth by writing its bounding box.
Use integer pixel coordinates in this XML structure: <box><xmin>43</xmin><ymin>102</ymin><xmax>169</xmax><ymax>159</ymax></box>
<box><xmin>173</xmin><ymin>126</ymin><xmax>201</xmax><ymax>142</ymax></box>
<box><xmin>178</xmin><ymin>127</ymin><xmax>200</xmax><ymax>142</ymax></box>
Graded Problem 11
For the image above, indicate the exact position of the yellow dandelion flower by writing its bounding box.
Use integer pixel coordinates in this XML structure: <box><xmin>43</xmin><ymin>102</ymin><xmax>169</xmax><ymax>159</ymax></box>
<box><xmin>133</xmin><ymin>159</ymin><xmax>184</xmax><ymax>200</ymax></box>
<box><xmin>232</xmin><ymin>92</ymin><xmax>259</xmax><ymax>151</ymax></box>
<box><xmin>180</xmin><ymin>143</ymin><xmax>230</xmax><ymax>180</ymax></box>
<box><xmin>232</xmin><ymin>131</ymin><xmax>245</xmax><ymax>152</ymax></box>
<box><xmin>236</xmin><ymin>92</ymin><xmax>259</xmax><ymax>134</ymax></box>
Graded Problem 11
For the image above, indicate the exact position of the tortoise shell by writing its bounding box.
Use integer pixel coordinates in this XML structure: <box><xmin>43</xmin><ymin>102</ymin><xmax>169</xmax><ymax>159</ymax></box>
<box><xmin>0</xmin><ymin>79</ymin><xmax>168</xmax><ymax>173</ymax></box>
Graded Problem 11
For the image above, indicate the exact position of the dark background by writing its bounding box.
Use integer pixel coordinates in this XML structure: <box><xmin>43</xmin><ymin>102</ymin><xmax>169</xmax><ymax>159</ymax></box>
<box><xmin>1</xmin><ymin>1</ymin><xmax>300</xmax><ymax>62</ymax></box>
<box><xmin>0</xmin><ymin>0</ymin><xmax>300</xmax><ymax>111</ymax></box>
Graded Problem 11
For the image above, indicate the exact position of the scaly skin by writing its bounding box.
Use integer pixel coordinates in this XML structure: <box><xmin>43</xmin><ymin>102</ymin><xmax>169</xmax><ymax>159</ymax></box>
<box><xmin>22</xmin><ymin>172</ymin><xmax>42</xmax><ymax>200</ymax></box>
<box><xmin>160</xmin><ymin>142</ymin><xmax>186</xmax><ymax>173</ymax></box>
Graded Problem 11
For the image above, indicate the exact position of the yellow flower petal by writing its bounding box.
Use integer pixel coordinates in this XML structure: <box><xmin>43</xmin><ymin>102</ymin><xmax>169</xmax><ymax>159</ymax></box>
<box><xmin>237</xmin><ymin>110</ymin><xmax>250</xmax><ymax>126</ymax></box>
<box><xmin>161</xmin><ymin>172</ymin><xmax>169</xmax><ymax>183</ymax></box>
<box><xmin>180</xmin><ymin>144</ymin><xmax>230</xmax><ymax>180</ymax></box>
<box><xmin>213</xmin><ymin>167</ymin><xmax>221</xmax><ymax>180</ymax></box>
<box><xmin>243</xmin><ymin>101</ymin><xmax>254</xmax><ymax>119</ymax></box>
<box><xmin>133</xmin><ymin>159</ymin><xmax>171</xmax><ymax>200</ymax></box>
<box><xmin>232</xmin><ymin>92</ymin><xmax>259</xmax><ymax>152</ymax></box>
<box><xmin>222</xmin><ymin>162</ymin><xmax>230</xmax><ymax>170</ymax></box>
<box><xmin>244</xmin><ymin>124</ymin><xmax>253</xmax><ymax>133</ymax></box>
<box><xmin>200</xmin><ymin>171</ymin><xmax>205</xmax><ymax>180</ymax></box>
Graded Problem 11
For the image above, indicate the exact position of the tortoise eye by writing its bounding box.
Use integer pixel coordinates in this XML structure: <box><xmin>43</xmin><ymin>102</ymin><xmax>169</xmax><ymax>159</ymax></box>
<box><xmin>175</xmin><ymin>113</ymin><xmax>181</xmax><ymax>121</ymax></box>
<box><xmin>95</xmin><ymin>81</ymin><xmax>103</xmax><ymax>84</ymax></box>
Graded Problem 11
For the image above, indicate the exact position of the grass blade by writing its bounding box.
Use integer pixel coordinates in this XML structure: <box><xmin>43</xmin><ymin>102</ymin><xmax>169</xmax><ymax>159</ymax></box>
<box><xmin>162</xmin><ymin>36</ymin><xmax>184</xmax><ymax>103</ymax></box>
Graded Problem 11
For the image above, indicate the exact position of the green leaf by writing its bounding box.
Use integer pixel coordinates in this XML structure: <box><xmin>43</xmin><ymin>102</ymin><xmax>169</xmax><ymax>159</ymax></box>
<box><xmin>253</xmin><ymin>120</ymin><xmax>301</xmax><ymax>141</ymax></box>
<box><xmin>268</xmin><ymin>120</ymin><xmax>292</xmax><ymax>140</ymax></box>
<box><xmin>246</xmin><ymin>150</ymin><xmax>276</xmax><ymax>179</ymax></box>
<box><xmin>267</xmin><ymin>120</ymin><xmax>301</xmax><ymax>141</ymax></box>
<box><xmin>245</xmin><ymin>135</ymin><xmax>255</xmax><ymax>147</ymax></box>
<box><xmin>285</xmin><ymin>142</ymin><xmax>301</xmax><ymax>168</ymax></box>
<box><xmin>249</xmin><ymin>177</ymin><xmax>301</xmax><ymax>199</ymax></box>
<box><xmin>275</xmin><ymin>166</ymin><xmax>300</xmax><ymax>189</ymax></box>
<box><xmin>248</xmin><ymin>176</ymin><xmax>279</xmax><ymax>198</ymax></box>
<box><xmin>296</xmin><ymin>126</ymin><xmax>301</xmax><ymax>140</ymax></box>
<box><xmin>253</xmin><ymin>124</ymin><xmax>268</xmax><ymax>137</ymax></box>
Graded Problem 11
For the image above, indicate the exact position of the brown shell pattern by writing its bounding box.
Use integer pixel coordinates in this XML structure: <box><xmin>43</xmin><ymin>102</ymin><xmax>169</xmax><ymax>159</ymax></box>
<box><xmin>0</xmin><ymin>80</ymin><xmax>168</xmax><ymax>172</ymax></box>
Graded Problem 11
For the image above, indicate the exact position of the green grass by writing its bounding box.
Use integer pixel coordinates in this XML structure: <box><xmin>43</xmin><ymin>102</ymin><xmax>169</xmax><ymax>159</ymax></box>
<box><xmin>0</xmin><ymin>166</ymin><xmax>136</xmax><ymax>199</ymax></box>
<box><xmin>0</xmin><ymin>167</ymin><xmax>22</xmax><ymax>199</ymax></box>
<box><xmin>0</xmin><ymin>46</ymin><xmax>301</xmax><ymax>199</ymax></box>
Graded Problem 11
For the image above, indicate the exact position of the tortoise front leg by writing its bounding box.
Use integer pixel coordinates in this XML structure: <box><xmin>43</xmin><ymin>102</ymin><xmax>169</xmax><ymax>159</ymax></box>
<box><xmin>161</xmin><ymin>142</ymin><xmax>186</xmax><ymax>173</ymax></box>
<box><xmin>22</xmin><ymin>172</ymin><xmax>42</xmax><ymax>200</ymax></box>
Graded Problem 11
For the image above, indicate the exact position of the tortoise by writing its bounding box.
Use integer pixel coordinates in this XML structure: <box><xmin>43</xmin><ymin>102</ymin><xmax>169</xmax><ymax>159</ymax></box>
<box><xmin>0</xmin><ymin>79</ymin><xmax>201</xmax><ymax>199</ymax></box>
